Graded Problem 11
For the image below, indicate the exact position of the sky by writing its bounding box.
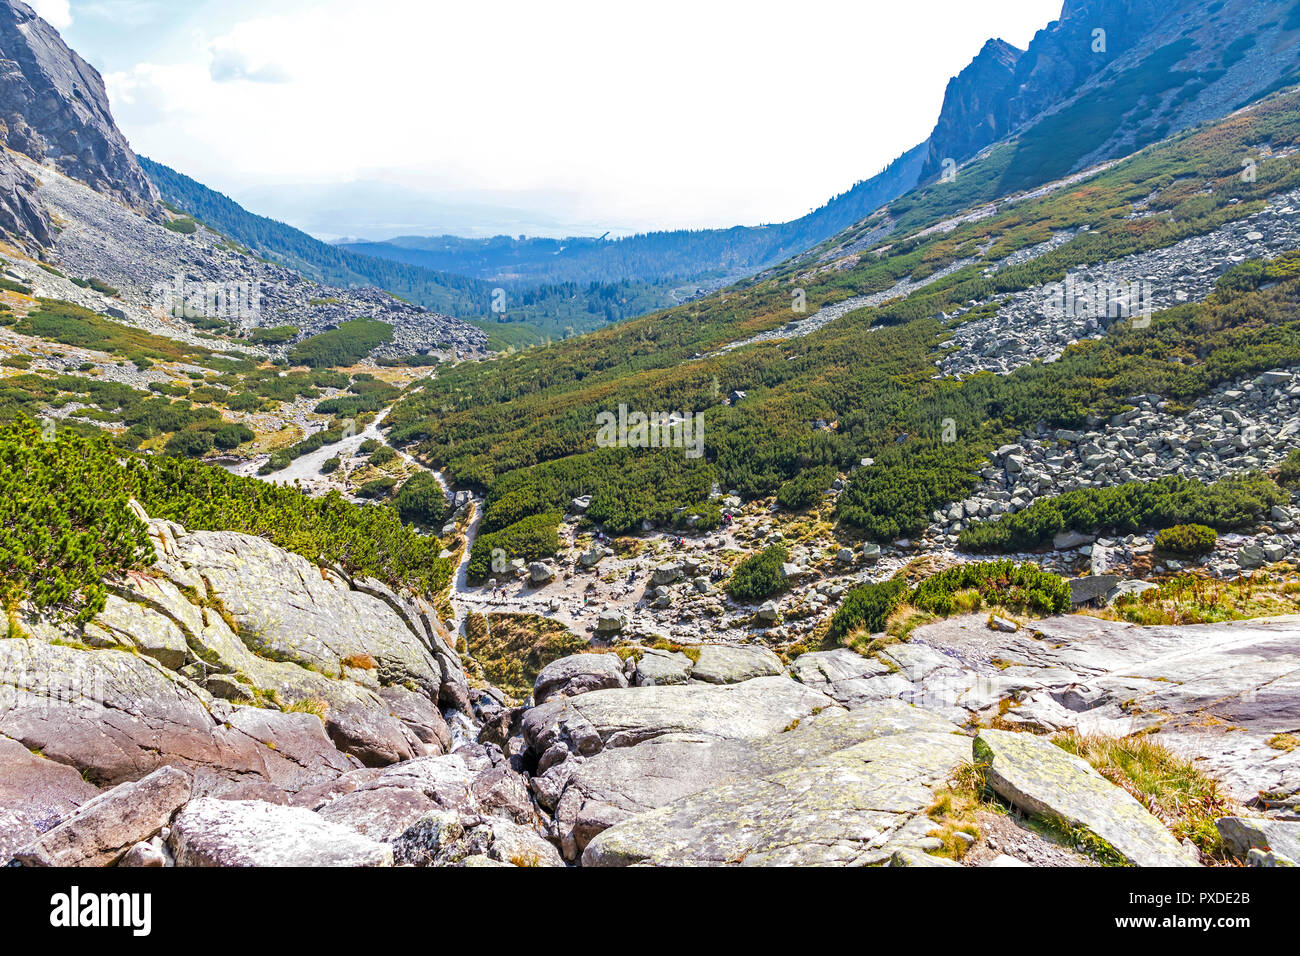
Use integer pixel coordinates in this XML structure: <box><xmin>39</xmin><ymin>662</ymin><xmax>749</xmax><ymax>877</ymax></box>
<box><xmin>36</xmin><ymin>0</ymin><xmax>1065</xmax><ymax>240</ymax></box>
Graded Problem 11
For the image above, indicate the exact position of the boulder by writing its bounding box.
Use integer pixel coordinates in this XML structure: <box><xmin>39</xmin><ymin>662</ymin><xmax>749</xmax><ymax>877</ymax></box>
<box><xmin>0</xmin><ymin>736</ymin><xmax>101</xmax><ymax>864</ymax></box>
<box><xmin>0</xmin><ymin>638</ymin><xmax>357</xmax><ymax>793</ymax></box>
<box><xmin>1052</xmin><ymin>531</ymin><xmax>1096</xmax><ymax>550</ymax></box>
<box><xmin>652</xmin><ymin>564</ymin><xmax>684</xmax><ymax>586</ymax></box>
<box><xmin>533</xmin><ymin>653</ymin><xmax>628</xmax><ymax>704</ymax></box>
<box><xmin>583</xmin><ymin>727</ymin><xmax>970</xmax><ymax>866</ymax></box>
<box><xmin>528</xmin><ymin>562</ymin><xmax>555</xmax><ymax>584</ymax></box>
<box><xmin>975</xmin><ymin>730</ymin><xmax>1196</xmax><ymax>867</ymax></box>
<box><xmin>594</xmin><ymin>612</ymin><xmax>625</xmax><ymax>636</ymax></box>
<box><xmin>169</xmin><ymin>798</ymin><xmax>393</xmax><ymax>867</ymax></box>
<box><xmin>690</xmin><ymin>644</ymin><xmax>785</xmax><ymax>684</ymax></box>
<box><xmin>552</xmin><ymin>701</ymin><xmax>954</xmax><ymax>859</ymax></box>
<box><xmin>169</xmin><ymin>528</ymin><xmax>443</xmax><ymax>700</ymax></box>
<box><xmin>522</xmin><ymin>676</ymin><xmax>840</xmax><ymax>759</ymax></box>
<box><xmin>634</xmin><ymin>647</ymin><xmax>694</xmax><ymax>685</ymax></box>
<box><xmin>13</xmin><ymin>766</ymin><xmax>191</xmax><ymax>867</ymax></box>
<box><xmin>315</xmin><ymin>787</ymin><xmax>437</xmax><ymax>842</ymax></box>
<box><xmin>1216</xmin><ymin>817</ymin><xmax>1300</xmax><ymax>863</ymax></box>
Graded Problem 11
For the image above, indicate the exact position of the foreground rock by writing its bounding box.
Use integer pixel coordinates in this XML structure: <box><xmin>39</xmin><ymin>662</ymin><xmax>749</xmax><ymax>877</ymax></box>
<box><xmin>13</xmin><ymin>766</ymin><xmax>191</xmax><ymax>867</ymax></box>
<box><xmin>878</xmin><ymin>613</ymin><xmax>1300</xmax><ymax>806</ymax></box>
<box><xmin>0</xmin><ymin>639</ymin><xmax>357</xmax><ymax>793</ymax></box>
<box><xmin>522</xmin><ymin>676</ymin><xmax>839</xmax><ymax>759</ymax></box>
<box><xmin>975</xmin><ymin>730</ymin><xmax>1196</xmax><ymax>867</ymax></box>
<box><xmin>583</xmin><ymin>719</ymin><xmax>969</xmax><ymax>866</ymax></box>
<box><xmin>169</xmin><ymin>798</ymin><xmax>394</xmax><ymax>867</ymax></box>
<box><xmin>1216</xmin><ymin>817</ymin><xmax>1300</xmax><ymax>864</ymax></box>
<box><xmin>690</xmin><ymin>645</ymin><xmax>785</xmax><ymax>684</ymax></box>
<box><xmin>0</xmin><ymin>736</ymin><xmax>100</xmax><ymax>863</ymax></box>
<box><xmin>549</xmin><ymin>701</ymin><xmax>957</xmax><ymax>860</ymax></box>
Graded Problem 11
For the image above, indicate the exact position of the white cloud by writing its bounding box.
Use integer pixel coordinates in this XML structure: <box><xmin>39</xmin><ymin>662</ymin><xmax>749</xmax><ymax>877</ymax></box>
<box><xmin>103</xmin><ymin>0</ymin><xmax>1064</xmax><ymax>234</ymax></box>
<box><xmin>29</xmin><ymin>0</ymin><xmax>72</xmax><ymax>29</ymax></box>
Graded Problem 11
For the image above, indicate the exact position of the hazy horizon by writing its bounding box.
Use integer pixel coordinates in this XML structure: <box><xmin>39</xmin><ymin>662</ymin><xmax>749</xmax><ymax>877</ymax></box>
<box><xmin>42</xmin><ymin>0</ymin><xmax>1063</xmax><ymax>241</ymax></box>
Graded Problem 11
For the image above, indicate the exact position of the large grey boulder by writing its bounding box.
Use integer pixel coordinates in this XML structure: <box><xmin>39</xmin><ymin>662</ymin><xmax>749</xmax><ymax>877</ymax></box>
<box><xmin>789</xmin><ymin>648</ymin><xmax>895</xmax><ymax>705</ymax></box>
<box><xmin>550</xmin><ymin>701</ymin><xmax>954</xmax><ymax>859</ymax></box>
<box><xmin>1216</xmin><ymin>817</ymin><xmax>1300</xmax><ymax>863</ymax></box>
<box><xmin>690</xmin><ymin>645</ymin><xmax>785</xmax><ymax>684</ymax></box>
<box><xmin>975</xmin><ymin>730</ymin><xmax>1196</xmax><ymax>867</ymax></box>
<box><xmin>0</xmin><ymin>736</ymin><xmax>100</xmax><ymax>863</ymax></box>
<box><xmin>533</xmin><ymin>653</ymin><xmax>628</xmax><ymax>704</ymax></box>
<box><xmin>170</xmin><ymin>529</ymin><xmax>443</xmax><ymax>701</ymax></box>
<box><xmin>634</xmin><ymin>647</ymin><xmax>694</xmax><ymax>685</ymax></box>
<box><xmin>13</xmin><ymin>766</ymin><xmax>191</xmax><ymax>867</ymax></box>
<box><xmin>315</xmin><ymin>787</ymin><xmax>437</xmax><ymax>843</ymax></box>
<box><xmin>169</xmin><ymin>798</ymin><xmax>393</xmax><ymax>867</ymax></box>
<box><xmin>583</xmin><ymin>727</ymin><xmax>970</xmax><ymax>866</ymax></box>
<box><xmin>522</xmin><ymin>676</ymin><xmax>840</xmax><ymax>758</ymax></box>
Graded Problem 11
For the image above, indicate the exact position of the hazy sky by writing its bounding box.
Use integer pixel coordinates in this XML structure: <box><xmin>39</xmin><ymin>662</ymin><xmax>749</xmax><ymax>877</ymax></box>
<box><xmin>38</xmin><ymin>0</ymin><xmax>1064</xmax><ymax>237</ymax></box>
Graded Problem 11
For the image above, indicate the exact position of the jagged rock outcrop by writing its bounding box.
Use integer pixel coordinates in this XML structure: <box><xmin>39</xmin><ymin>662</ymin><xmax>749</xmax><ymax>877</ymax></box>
<box><xmin>0</xmin><ymin>147</ymin><xmax>49</xmax><ymax>247</ymax></box>
<box><xmin>0</xmin><ymin>0</ymin><xmax>159</xmax><ymax>215</ymax></box>
<box><xmin>975</xmin><ymin>729</ymin><xmax>1197</xmax><ymax>867</ymax></box>
<box><xmin>0</xmin><ymin>501</ymin><xmax>474</xmax><ymax>823</ymax></box>
<box><xmin>924</xmin><ymin>38</ymin><xmax>1024</xmax><ymax>173</ymax></box>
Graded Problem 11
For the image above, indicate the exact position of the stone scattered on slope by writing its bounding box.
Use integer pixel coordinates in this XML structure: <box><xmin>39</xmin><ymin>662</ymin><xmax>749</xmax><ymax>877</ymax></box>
<box><xmin>169</xmin><ymin>798</ymin><xmax>393</xmax><ymax>867</ymax></box>
<box><xmin>975</xmin><ymin>729</ymin><xmax>1196</xmax><ymax>867</ymax></box>
<box><xmin>13</xmin><ymin>766</ymin><xmax>191</xmax><ymax>867</ymax></box>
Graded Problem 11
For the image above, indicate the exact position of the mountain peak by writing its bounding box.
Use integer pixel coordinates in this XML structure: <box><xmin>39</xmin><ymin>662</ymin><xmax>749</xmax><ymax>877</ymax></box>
<box><xmin>0</xmin><ymin>0</ymin><xmax>159</xmax><ymax>216</ymax></box>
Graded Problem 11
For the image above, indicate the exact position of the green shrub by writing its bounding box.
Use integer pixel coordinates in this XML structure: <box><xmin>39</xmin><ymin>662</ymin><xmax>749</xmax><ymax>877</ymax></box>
<box><xmin>910</xmin><ymin>560</ymin><xmax>1071</xmax><ymax>617</ymax></box>
<box><xmin>358</xmin><ymin>477</ymin><xmax>398</xmax><ymax>499</ymax></box>
<box><xmin>369</xmin><ymin>445</ymin><xmax>398</xmax><ymax>467</ymax></box>
<box><xmin>392</xmin><ymin>472</ymin><xmax>448</xmax><ymax>528</ymax></box>
<box><xmin>212</xmin><ymin>423</ymin><xmax>254</xmax><ymax>450</ymax></box>
<box><xmin>776</xmin><ymin>465</ymin><xmax>838</xmax><ymax>511</ymax></box>
<box><xmin>249</xmin><ymin>325</ymin><xmax>299</xmax><ymax>346</ymax></box>
<box><xmin>164</xmin><ymin>429</ymin><xmax>215</xmax><ymax>458</ymax></box>
<box><xmin>320</xmin><ymin>456</ymin><xmax>341</xmax><ymax>475</ymax></box>
<box><xmin>1279</xmin><ymin>449</ymin><xmax>1300</xmax><ymax>489</ymax></box>
<box><xmin>1154</xmin><ymin>523</ymin><xmax>1218</xmax><ymax>556</ymax></box>
<box><xmin>0</xmin><ymin>421</ymin><xmax>154</xmax><ymax>622</ymax></box>
<box><xmin>163</xmin><ymin>217</ymin><xmax>198</xmax><ymax>234</ymax></box>
<box><xmin>468</xmin><ymin>512</ymin><xmax>562</xmax><ymax>582</ymax></box>
<box><xmin>727</xmin><ymin>544</ymin><xmax>789</xmax><ymax>601</ymax></box>
<box><xmin>960</xmin><ymin>476</ymin><xmax>1287</xmax><ymax>552</ymax></box>
<box><xmin>829</xmin><ymin>577</ymin><xmax>910</xmax><ymax>642</ymax></box>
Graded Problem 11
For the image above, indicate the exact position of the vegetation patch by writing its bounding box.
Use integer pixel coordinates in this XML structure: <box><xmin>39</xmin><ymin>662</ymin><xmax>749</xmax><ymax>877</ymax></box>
<box><xmin>463</xmin><ymin>612</ymin><xmax>587</xmax><ymax>702</ymax></box>
<box><xmin>1052</xmin><ymin>730</ymin><xmax>1235</xmax><ymax>861</ymax></box>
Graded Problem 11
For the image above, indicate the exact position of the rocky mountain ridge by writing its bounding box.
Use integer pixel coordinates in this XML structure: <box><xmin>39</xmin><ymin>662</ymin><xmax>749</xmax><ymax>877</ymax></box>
<box><xmin>0</xmin><ymin>0</ymin><xmax>159</xmax><ymax>216</ymax></box>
